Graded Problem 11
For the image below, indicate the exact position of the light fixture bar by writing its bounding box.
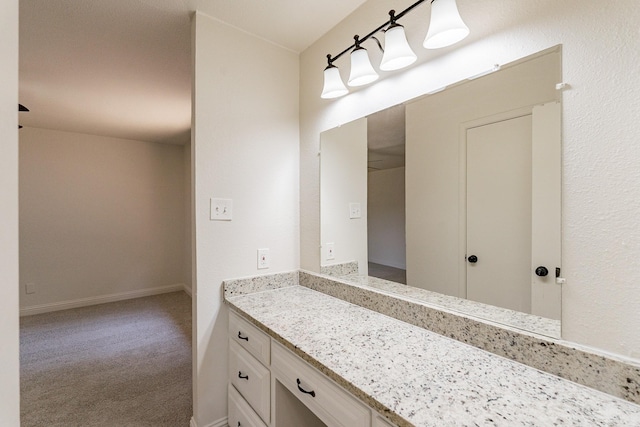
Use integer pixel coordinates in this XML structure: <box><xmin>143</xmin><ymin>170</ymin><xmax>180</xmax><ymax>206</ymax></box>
<box><xmin>325</xmin><ymin>0</ymin><xmax>428</xmax><ymax>66</ymax></box>
<box><xmin>321</xmin><ymin>0</ymin><xmax>470</xmax><ymax>99</ymax></box>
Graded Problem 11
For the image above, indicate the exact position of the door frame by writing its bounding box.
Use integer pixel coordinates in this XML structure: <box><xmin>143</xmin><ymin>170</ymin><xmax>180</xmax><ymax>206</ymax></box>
<box><xmin>457</xmin><ymin>105</ymin><xmax>537</xmax><ymax>299</ymax></box>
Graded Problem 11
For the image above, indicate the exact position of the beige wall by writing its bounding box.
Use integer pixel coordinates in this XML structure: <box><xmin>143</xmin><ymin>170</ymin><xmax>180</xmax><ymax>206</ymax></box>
<box><xmin>19</xmin><ymin>127</ymin><xmax>187</xmax><ymax>312</ymax></box>
<box><xmin>192</xmin><ymin>12</ymin><xmax>299</xmax><ymax>426</ymax></box>
<box><xmin>0</xmin><ymin>0</ymin><xmax>19</xmax><ymax>423</ymax></box>
<box><xmin>300</xmin><ymin>0</ymin><xmax>640</xmax><ymax>359</ymax></box>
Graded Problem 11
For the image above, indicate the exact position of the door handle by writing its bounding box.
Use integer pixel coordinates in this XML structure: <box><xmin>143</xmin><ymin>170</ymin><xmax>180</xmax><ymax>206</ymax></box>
<box><xmin>467</xmin><ymin>255</ymin><xmax>478</xmax><ymax>263</ymax></box>
<box><xmin>535</xmin><ymin>266</ymin><xmax>549</xmax><ymax>277</ymax></box>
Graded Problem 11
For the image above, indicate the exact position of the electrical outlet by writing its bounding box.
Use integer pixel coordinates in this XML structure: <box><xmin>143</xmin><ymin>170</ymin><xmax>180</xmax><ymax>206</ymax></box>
<box><xmin>257</xmin><ymin>248</ymin><xmax>270</xmax><ymax>269</ymax></box>
<box><xmin>326</xmin><ymin>243</ymin><xmax>335</xmax><ymax>260</ymax></box>
<box><xmin>210</xmin><ymin>198</ymin><xmax>233</xmax><ymax>221</ymax></box>
<box><xmin>26</xmin><ymin>282</ymin><xmax>36</xmax><ymax>294</ymax></box>
<box><xmin>349</xmin><ymin>202</ymin><xmax>361</xmax><ymax>219</ymax></box>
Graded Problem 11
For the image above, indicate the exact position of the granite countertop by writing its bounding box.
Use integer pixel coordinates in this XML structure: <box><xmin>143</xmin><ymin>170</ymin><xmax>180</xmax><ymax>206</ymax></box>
<box><xmin>225</xmin><ymin>285</ymin><xmax>640</xmax><ymax>427</ymax></box>
<box><xmin>335</xmin><ymin>273</ymin><xmax>561</xmax><ymax>338</ymax></box>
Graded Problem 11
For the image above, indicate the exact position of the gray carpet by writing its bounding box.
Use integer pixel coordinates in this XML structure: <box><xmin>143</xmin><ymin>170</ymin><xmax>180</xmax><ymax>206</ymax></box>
<box><xmin>368</xmin><ymin>262</ymin><xmax>407</xmax><ymax>284</ymax></box>
<box><xmin>20</xmin><ymin>291</ymin><xmax>192</xmax><ymax>427</ymax></box>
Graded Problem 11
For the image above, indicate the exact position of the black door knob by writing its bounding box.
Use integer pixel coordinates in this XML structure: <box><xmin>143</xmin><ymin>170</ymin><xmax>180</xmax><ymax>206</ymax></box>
<box><xmin>468</xmin><ymin>255</ymin><xmax>478</xmax><ymax>263</ymax></box>
<box><xmin>535</xmin><ymin>266</ymin><xmax>549</xmax><ymax>277</ymax></box>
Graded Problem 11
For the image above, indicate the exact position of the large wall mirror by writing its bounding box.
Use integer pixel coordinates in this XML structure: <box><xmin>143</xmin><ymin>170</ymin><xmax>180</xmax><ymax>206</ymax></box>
<box><xmin>320</xmin><ymin>47</ymin><xmax>563</xmax><ymax>337</ymax></box>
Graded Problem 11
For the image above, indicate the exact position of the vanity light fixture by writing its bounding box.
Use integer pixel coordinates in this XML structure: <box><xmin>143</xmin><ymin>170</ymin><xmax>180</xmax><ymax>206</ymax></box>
<box><xmin>321</xmin><ymin>56</ymin><xmax>349</xmax><ymax>99</ymax></box>
<box><xmin>320</xmin><ymin>0</ymin><xmax>470</xmax><ymax>99</ymax></box>
<box><xmin>379</xmin><ymin>10</ymin><xmax>417</xmax><ymax>71</ymax></box>
<box><xmin>348</xmin><ymin>35</ymin><xmax>379</xmax><ymax>87</ymax></box>
<box><xmin>423</xmin><ymin>0</ymin><xmax>470</xmax><ymax>49</ymax></box>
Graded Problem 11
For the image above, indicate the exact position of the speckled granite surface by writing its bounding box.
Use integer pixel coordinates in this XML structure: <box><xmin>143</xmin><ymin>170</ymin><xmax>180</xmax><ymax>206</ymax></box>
<box><xmin>226</xmin><ymin>286</ymin><xmax>640</xmax><ymax>427</ymax></box>
<box><xmin>320</xmin><ymin>261</ymin><xmax>359</xmax><ymax>277</ymax></box>
<box><xmin>338</xmin><ymin>274</ymin><xmax>560</xmax><ymax>338</ymax></box>
<box><xmin>222</xmin><ymin>271</ymin><xmax>298</xmax><ymax>299</ymax></box>
<box><xmin>299</xmin><ymin>271</ymin><xmax>640</xmax><ymax>405</ymax></box>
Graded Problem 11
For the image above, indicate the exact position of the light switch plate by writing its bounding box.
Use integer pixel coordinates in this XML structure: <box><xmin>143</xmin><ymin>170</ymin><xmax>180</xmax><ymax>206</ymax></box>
<box><xmin>257</xmin><ymin>248</ymin><xmax>270</xmax><ymax>269</ymax></box>
<box><xmin>349</xmin><ymin>203</ymin><xmax>361</xmax><ymax>219</ymax></box>
<box><xmin>326</xmin><ymin>243</ymin><xmax>335</xmax><ymax>260</ymax></box>
<box><xmin>210</xmin><ymin>198</ymin><xmax>233</xmax><ymax>221</ymax></box>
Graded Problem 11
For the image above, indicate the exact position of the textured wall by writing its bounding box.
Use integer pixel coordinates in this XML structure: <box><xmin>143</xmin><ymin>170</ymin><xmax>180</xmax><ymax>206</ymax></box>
<box><xmin>19</xmin><ymin>128</ymin><xmax>187</xmax><ymax>310</ymax></box>
<box><xmin>192</xmin><ymin>12</ymin><xmax>299</xmax><ymax>426</ymax></box>
<box><xmin>300</xmin><ymin>0</ymin><xmax>640</xmax><ymax>359</ymax></box>
<box><xmin>0</xmin><ymin>0</ymin><xmax>19</xmax><ymax>423</ymax></box>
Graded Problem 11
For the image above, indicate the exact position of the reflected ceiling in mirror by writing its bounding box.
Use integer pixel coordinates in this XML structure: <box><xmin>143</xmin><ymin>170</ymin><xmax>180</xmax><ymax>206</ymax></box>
<box><xmin>319</xmin><ymin>47</ymin><xmax>563</xmax><ymax>338</ymax></box>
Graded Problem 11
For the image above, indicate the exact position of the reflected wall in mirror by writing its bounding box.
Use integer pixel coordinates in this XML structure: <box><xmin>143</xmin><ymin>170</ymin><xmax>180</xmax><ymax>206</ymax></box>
<box><xmin>320</xmin><ymin>47</ymin><xmax>563</xmax><ymax>337</ymax></box>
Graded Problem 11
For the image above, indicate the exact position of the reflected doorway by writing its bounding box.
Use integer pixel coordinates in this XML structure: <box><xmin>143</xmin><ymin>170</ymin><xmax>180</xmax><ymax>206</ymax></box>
<box><xmin>367</xmin><ymin>105</ymin><xmax>407</xmax><ymax>284</ymax></box>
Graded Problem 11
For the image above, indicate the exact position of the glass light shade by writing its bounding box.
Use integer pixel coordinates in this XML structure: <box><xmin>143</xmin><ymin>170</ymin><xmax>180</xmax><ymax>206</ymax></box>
<box><xmin>348</xmin><ymin>47</ymin><xmax>379</xmax><ymax>87</ymax></box>
<box><xmin>380</xmin><ymin>24</ymin><xmax>417</xmax><ymax>71</ymax></box>
<box><xmin>321</xmin><ymin>65</ymin><xmax>348</xmax><ymax>99</ymax></box>
<box><xmin>423</xmin><ymin>0</ymin><xmax>469</xmax><ymax>49</ymax></box>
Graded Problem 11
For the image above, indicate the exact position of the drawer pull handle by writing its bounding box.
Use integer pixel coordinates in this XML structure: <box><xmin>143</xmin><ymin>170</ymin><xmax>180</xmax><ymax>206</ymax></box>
<box><xmin>237</xmin><ymin>331</ymin><xmax>249</xmax><ymax>341</ymax></box>
<box><xmin>237</xmin><ymin>423</ymin><xmax>241</xmax><ymax>427</ymax></box>
<box><xmin>296</xmin><ymin>378</ymin><xmax>316</xmax><ymax>397</ymax></box>
<box><xmin>238</xmin><ymin>371</ymin><xmax>249</xmax><ymax>380</ymax></box>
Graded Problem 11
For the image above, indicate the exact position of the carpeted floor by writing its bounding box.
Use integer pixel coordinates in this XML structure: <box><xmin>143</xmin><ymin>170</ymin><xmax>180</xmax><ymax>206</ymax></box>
<box><xmin>368</xmin><ymin>262</ymin><xmax>407</xmax><ymax>284</ymax></box>
<box><xmin>20</xmin><ymin>291</ymin><xmax>192</xmax><ymax>427</ymax></box>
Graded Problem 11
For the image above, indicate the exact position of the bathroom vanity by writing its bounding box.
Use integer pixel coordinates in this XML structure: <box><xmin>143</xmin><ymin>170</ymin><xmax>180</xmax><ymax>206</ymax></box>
<box><xmin>224</xmin><ymin>272</ymin><xmax>640</xmax><ymax>426</ymax></box>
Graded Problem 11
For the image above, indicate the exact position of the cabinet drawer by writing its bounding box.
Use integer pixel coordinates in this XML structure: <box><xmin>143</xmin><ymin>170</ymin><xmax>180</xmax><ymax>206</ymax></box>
<box><xmin>228</xmin><ymin>383</ymin><xmax>268</xmax><ymax>427</ymax></box>
<box><xmin>229</xmin><ymin>311</ymin><xmax>271</xmax><ymax>365</ymax></box>
<box><xmin>271</xmin><ymin>341</ymin><xmax>370</xmax><ymax>427</ymax></box>
<box><xmin>229</xmin><ymin>340</ymin><xmax>271</xmax><ymax>424</ymax></box>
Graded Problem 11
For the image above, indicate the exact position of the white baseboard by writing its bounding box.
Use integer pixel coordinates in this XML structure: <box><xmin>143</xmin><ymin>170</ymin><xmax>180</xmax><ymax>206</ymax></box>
<box><xmin>20</xmin><ymin>283</ymin><xmax>187</xmax><ymax>316</ymax></box>
<box><xmin>183</xmin><ymin>283</ymin><xmax>193</xmax><ymax>297</ymax></box>
<box><xmin>190</xmin><ymin>416</ymin><xmax>228</xmax><ymax>427</ymax></box>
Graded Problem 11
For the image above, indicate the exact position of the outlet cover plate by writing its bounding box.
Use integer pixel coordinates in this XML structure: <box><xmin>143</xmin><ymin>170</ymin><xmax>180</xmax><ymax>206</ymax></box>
<box><xmin>257</xmin><ymin>248</ymin><xmax>270</xmax><ymax>269</ymax></box>
<box><xmin>349</xmin><ymin>203</ymin><xmax>361</xmax><ymax>219</ymax></box>
<box><xmin>326</xmin><ymin>243</ymin><xmax>335</xmax><ymax>260</ymax></box>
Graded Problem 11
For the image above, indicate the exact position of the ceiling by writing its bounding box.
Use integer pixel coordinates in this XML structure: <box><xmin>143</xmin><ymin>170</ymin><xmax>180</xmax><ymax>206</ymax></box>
<box><xmin>18</xmin><ymin>0</ymin><xmax>368</xmax><ymax>145</ymax></box>
<box><xmin>368</xmin><ymin>104</ymin><xmax>406</xmax><ymax>171</ymax></box>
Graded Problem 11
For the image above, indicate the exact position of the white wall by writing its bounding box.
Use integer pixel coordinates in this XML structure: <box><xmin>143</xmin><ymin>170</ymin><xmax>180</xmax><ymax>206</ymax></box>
<box><xmin>19</xmin><ymin>127</ymin><xmax>187</xmax><ymax>312</ymax></box>
<box><xmin>368</xmin><ymin>167</ymin><xmax>406</xmax><ymax>269</ymax></box>
<box><xmin>0</xmin><ymin>0</ymin><xmax>19</xmax><ymax>423</ymax></box>
<box><xmin>320</xmin><ymin>118</ymin><xmax>368</xmax><ymax>272</ymax></box>
<box><xmin>192</xmin><ymin>12</ymin><xmax>299</xmax><ymax>426</ymax></box>
<box><xmin>300</xmin><ymin>0</ymin><xmax>640</xmax><ymax>359</ymax></box>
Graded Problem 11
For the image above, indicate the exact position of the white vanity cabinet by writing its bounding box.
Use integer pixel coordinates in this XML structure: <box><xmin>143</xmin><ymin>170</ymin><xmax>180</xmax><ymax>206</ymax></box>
<box><xmin>271</xmin><ymin>341</ymin><xmax>371</xmax><ymax>427</ymax></box>
<box><xmin>229</xmin><ymin>311</ymin><xmax>398</xmax><ymax>427</ymax></box>
<box><xmin>228</xmin><ymin>311</ymin><xmax>272</xmax><ymax>426</ymax></box>
<box><xmin>229</xmin><ymin>383</ymin><xmax>268</xmax><ymax>427</ymax></box>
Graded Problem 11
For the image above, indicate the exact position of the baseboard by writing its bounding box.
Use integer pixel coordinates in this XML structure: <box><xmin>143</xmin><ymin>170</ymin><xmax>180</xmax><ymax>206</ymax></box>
<box><xmin>20</xmin><ymin>283</ymin><xmax>187</xmax><ymax>316</ymax></box>
<box><xmin>190</xmin><ymin>416</ymin><xmax>228</xmax><ymax>427</ymax></box>
<box><xmin>183</xmin><ymin>283</ymin><xmax>193</xmax><ymax>297</ymax></box>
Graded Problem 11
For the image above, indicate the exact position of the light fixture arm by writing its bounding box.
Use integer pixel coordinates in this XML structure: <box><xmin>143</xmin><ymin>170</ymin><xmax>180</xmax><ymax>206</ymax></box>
<box><xmin>324</xmin><ymin>0</ymin><xmax>427</xmax><ymax>64</ymax></box>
